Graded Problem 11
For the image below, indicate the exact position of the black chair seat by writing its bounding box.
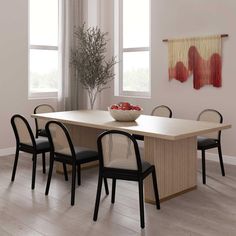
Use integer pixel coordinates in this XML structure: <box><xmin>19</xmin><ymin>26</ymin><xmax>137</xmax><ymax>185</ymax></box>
<box><xmin>20</xmin><ymin>137</ymin><xmax>50</xmax><ymax>152</ymax></box>
<box><xmin>197</xmin><ymin>137</ymin><xmax>218</xmax><ymax>149</ymax></box>
<box><xmin>38</xmin><ymin>129</ymin><xmax>48</xmax><ymax>137</ymax></box>
<box><xmin>74</xmin><ymin>147</ymin><xmax>98</xmax><ymax>163</ymax></box>
<box><xmin>36</xmin><ymin>137</ymin><xmax>50</xmax><ymax>150</ymax></box>
<box><xmin>102</xmin><ymin>160</ymin><xmax>153</xmax><ymax>180</ymax></box>
<box><xmin>141</xmin><ymin>160</ymin><xmax>152</xmax><ymax>173</ymax></box>
<box><xmin>132</xmin><ymin>134</ymin><xmax>144</xmax><ymax>141</ymax></box>
<box><xmin>55</xmin><ymin>147</ymin><xmax>98</xmax><ymax>164</ymax></box>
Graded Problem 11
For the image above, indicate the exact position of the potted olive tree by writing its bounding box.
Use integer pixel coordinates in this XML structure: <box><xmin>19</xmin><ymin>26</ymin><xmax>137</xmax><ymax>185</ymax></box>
<box><xmin>71</xmin><ymin>24</ymin><xmax>116</xmax><ymax>109</ymax></box>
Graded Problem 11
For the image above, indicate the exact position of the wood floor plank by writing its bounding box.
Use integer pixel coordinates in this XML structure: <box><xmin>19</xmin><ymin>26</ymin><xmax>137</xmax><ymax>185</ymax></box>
<box><xmin>0</xmin><ymin>154</ymin><xmax>236</xmax><ymax>235</ymax></box>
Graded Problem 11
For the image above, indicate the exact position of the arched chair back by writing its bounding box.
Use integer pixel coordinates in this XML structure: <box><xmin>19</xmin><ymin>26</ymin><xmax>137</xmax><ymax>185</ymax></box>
<box><xmin>45</xmin><ymin>121</ymin><xmax>76</xmax><ymax>159</ymax></box>
<box><xmin>11</xmin><ymin>114</ymin><xmax>36</xmax><ymax>148</ymax></box>
<box><xmin>151</xmin><ymin>105</ymin><xmax>172</xmax><ymax>118</ymax></box>
<box><xmin>34</xmin><ymin>104</ymin><xmax>55</xmax><ymax>138</ymax></box>
<box><xmin>98</xmin><ymin>130</ymin><xmax>142</xmax><ymax>171</ymax></box>
<box><xmin>197</xmin><ymin>109</ymin><xmax>223</xmax><ymax>140</ymax></box>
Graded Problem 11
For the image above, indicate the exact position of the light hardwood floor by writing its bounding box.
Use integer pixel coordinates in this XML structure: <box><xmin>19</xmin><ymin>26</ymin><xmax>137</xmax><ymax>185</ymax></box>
<box><xmin>0</xmin><ymin>153</ymin><xmax>236</xmax><ymax>236</ymax></box>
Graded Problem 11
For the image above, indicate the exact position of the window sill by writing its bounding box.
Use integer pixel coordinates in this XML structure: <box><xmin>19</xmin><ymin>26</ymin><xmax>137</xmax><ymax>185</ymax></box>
<box><xmin>115</xmin><ymin>91</ymin><xmax>151</xmax><ymax>99</ymax></box>
<box><xmin>28</xmin><ymin>91</ymin><xmax>58</xmax><ymax>100</ymax></box>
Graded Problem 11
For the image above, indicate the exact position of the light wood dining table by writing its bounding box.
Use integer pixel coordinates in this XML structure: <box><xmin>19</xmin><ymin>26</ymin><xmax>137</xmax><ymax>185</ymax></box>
<box><xmin>32</xmin><ymin>110</ymin><xmax>231</xmax><ymax>203</ymax></box>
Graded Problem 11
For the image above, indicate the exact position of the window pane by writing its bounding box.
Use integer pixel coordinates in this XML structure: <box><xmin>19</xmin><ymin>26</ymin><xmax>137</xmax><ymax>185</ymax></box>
<box><xmin>123</xmin><ymin>51</ymin><xmax>149</xmax><ymax>92</ymax></box>
<box><xmin>30</xmin><ymin>49</ymin><xmax>58</xmax><ymax>92</ymax></box>
<box><xmin>123</xmin><ymin>0</ymin><xmax>149</xmax><ymax>48</ymax></box>
<box><xmin>30</xmin><ymin>0</ymin><xmax>58</xmax><ymax>46</ymax></box>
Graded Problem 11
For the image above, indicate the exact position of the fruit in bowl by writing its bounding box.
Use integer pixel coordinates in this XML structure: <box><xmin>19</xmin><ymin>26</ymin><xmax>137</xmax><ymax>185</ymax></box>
<box><xmin>108</xmin><ymin>102</ymin><xmax>143</xmax><ymax>121</ymax></box>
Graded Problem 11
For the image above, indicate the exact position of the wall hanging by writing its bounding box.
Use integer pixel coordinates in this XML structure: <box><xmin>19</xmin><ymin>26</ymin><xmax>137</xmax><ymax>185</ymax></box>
<box><xmin>163</xmin><ymin>34</ymin><xmax>228</xmax><ymax>89</ymax></box>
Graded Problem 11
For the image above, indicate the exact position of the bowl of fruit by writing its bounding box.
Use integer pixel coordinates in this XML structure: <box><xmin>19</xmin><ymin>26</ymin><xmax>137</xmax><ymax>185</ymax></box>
<box><xmin>108</xmin><ymin>102</ymin><xmax>143</xmax><ymax>122</ymax></box>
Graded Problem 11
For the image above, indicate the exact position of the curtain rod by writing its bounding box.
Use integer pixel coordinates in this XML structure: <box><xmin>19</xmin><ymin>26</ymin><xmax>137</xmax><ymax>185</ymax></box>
<box><xmin>162</xmin><ymin>34</ymin><xmax>229</xmax><ymax>42</ymax></box>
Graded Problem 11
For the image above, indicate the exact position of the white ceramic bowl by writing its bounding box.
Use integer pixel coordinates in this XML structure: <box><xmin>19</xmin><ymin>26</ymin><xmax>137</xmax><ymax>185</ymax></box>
<box><xmin>108</xmin><ymin>107</ymin><xmax>142</xmax><ymax>122</ymax></box>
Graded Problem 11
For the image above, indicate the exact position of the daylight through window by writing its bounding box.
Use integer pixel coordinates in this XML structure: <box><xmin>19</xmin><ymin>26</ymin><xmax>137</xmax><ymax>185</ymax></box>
<box><xmin>29</xmin><ymin>0</ymin><xmax>59</xmax><ymax>98</ymax></box>
<box><xmin>115</xmin><ymin>0</ymin><xmax>150</xmax><ymax>97</ymax></box>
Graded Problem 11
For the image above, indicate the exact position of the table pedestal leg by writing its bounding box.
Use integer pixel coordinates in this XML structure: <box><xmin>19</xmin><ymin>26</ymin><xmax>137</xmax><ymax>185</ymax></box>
<box><xmin>144</xmin><ymin>136</ymin><xmax>197</xmax><ymax>202</ymax></box>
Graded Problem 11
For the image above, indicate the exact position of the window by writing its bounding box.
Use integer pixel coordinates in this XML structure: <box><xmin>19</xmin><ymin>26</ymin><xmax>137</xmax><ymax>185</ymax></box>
<box><xmin>115</xmin><ymin>0</ymin><xmax>150</xmax><ymax>97</ymax></box>
<box><xmin>29</xmin><ymin>0</ymin><xmax>59</xmax><ymax>98</ymax></box>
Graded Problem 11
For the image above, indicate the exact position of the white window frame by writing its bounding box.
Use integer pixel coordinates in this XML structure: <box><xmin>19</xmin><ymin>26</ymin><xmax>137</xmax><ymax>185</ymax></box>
<box><xmin>28</xmin><ymin>0</ymin><xmax>59</xmax><ymax>99</ymax></box>
<box><xmin>114</xmin><ymin>0</ymin><xmax>151</xmax><ymax>98</ymax></box>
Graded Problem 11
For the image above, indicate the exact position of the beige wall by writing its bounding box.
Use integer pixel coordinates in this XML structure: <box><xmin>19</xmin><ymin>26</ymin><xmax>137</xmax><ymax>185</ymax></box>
<box><xmin>0</xmin><ymin>0</ymin><xmax>57</xmax><ymax>154</ymax></box>
<box><xmin>1</xmin><ymin>0</ymin><xmax>236</xmax><ymax>158</ymax></box>
<box><xmin>99</xmin><ymin>0</ymin><xmax>236</xmax><ymax>156</ymax></box>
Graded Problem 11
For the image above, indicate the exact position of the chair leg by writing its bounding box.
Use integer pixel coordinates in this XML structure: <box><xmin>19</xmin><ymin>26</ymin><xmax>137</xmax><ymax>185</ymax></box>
<box><xmin>138</xmin><ymin>179</ymin><xmax>145</xmax><ymax>228</ymax></box>
<box><xmin>77</xmin><ymin>164</ymin><xmax>81</xmax><ymax>186</ymax></box>
<box><xmin>63</xmin><ymin>163</ymin><xmax>68</xmax><ymax>181</ymax></box>
<box><xmin>111</xmin><ymin>179</ymin><xmax>116</xmax><ymax>204</ymax></box>
<box><xmin>93</xmin><ymin>175</ymin><xmax>103</xmax><ymax>221</ymax></box>
<box><xmin>104</xmin><ymin>178</ymin><xmax>109</xmax><ymax>195</ymax></box>
<box><xmin>11</xmin><ymin>148</ymin><xmax>19</xmax><ymax>181</ymax></box>
<box><xmin>42</xmin><ymin>152</ymin><xmax>46</xmax><ymax>174</ymax></box>
<box><xmin>218</xmin><ymin>145</ymin><xmax>225</xmax><ymax>176</ymax></box>
<box><xmin>45</xmin><ymin>156</ymin><xmax>54</xmax><ymax>195</ymax></box>
<box><xmin>71</xmin><ymin>164</ymin><xmax>76</xmax><ymax>206</ymax></box>
<box><xmin>151</xmin><ymin>168</ymin><xmax>160</xmax><ymax>209</ymax></box>
<box><xmin>202</xmin><ymin>150</ymin><xmax>206</xmax><ymax>184</ymax></box>
<box><xmin>31</xmin><ymin>154</ymin><xmax>37</xmax><ymax>190</ymax></box>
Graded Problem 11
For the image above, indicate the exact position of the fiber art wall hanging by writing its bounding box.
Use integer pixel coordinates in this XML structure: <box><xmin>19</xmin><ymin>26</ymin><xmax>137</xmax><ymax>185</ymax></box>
<box><xmin>164</xmin><ymin>34</ymin><xmax>228</xmax><ymax>89</ymax></box>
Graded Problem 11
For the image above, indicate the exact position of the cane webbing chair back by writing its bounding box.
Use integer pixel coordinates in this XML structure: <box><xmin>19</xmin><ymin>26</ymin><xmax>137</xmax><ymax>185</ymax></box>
<box><xmin>11</xmin><ymin>115</ymin><xmax>35</xmax><ymax>146</ymax></box>
<box><xmin>197</xmin><ymin>109</ymin><xmax>222</xmax><ymax>140</ymax></box>
<box><xmin>46</xmin><ymin>121</ymin><xmax>75</xmax><ymax>157</ymax></box>
<box><xmin>151</xmin><ymin>105</ymin><xmax>172</xmax><ymax>118</ymax></box>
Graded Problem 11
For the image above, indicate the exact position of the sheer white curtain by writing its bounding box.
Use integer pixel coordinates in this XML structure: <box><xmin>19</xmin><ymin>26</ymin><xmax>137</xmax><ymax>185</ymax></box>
<box><xmin>58</xmin><ymin>0</ymin><xmax>83</xmax><ymax>111</ymax></box>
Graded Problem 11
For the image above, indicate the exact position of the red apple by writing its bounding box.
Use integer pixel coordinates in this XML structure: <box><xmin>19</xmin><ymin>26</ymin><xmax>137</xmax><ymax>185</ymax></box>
<box><xmin>119</xmin><ymin>102</ymin><xmax>131</xmax><ymax>110</ymax></box>
<box><xmin>110</xmin><ymin>104</ymin><xmax>119</xmax><ymax>110</ymax></box>
<box><xmin>132</xmin><ymin>105</ymin><xmax>141</xmax><ymax>111</ymax></box>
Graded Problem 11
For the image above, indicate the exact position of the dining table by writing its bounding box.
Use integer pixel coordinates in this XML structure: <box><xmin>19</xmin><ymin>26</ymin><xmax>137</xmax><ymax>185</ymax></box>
<box><xmin>32</xmin><ymin>110</ymin><xmax>231</xmax><ymax>203</ymax></box>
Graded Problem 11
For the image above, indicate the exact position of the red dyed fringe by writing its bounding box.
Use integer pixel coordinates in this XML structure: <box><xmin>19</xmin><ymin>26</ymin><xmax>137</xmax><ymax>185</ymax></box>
<box><xmin>169</xmin><ymin>46</ymin><xmax>222</xmax><ymax>89</ymax></box>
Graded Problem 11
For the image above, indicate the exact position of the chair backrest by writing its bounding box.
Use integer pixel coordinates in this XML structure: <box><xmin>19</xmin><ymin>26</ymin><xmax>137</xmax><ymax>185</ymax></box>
<box><xmin>34</xmin><ymin>104</ymin><xmax>55</xmax><ymax>136</ymax></box>
<box><xmin>151</xmin><ymin>105</ymin><xmax>172</xmax><ymax>118</ymax></box>
<box><xmin>197</xmin><ymin>109</ymin><xmax>223</xmax><ymax>140</ymax></box>
<box><xmin>45</xmin><ymin>121</ymin><xmax>76</xmax><ymax>158</ymax></box>
<box><xmin>11</xmin><ymin>114</ymin><xmax>36</xmax><ymax>147</ymax></box>
<box><xmin>97</xmin><ymin>130</ymin><xmax>142</xmax><ymax>171</ymax></box>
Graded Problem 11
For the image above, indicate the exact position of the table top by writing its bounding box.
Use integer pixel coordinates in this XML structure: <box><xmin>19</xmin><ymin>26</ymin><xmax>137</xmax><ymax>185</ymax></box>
<box><xmin>32</xmin><ymin>110</ymin><xmax>231</xmax><ymax>141</ymax></box>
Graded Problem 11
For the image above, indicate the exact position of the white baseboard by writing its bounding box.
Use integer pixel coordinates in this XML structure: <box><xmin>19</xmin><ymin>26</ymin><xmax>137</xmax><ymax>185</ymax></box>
<box><xmin>0</xmin><ymin>147</ymin><xmax>15</xmax><ymax>157</ymax></box>
<box><xmin>198</xmin><ymin>151</ymin><xmax>236</xmax><ymax>165</ymax></box>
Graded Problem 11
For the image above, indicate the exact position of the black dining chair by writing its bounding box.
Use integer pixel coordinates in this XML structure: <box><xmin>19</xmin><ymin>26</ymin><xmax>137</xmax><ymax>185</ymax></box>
<box><xmin>11</xmin><ymin>114</ymin><xmax>50</xmax><ymax>189</ymax></box>
<box><xmin>134</xmin><ymin>105</ymin><xmax>173</xmax><ymax>141</ymax></box>
<box><xmin>93</xmin><ymin>130</ymin><xmax>160</xmax><ymax>228</ymax></box>
<box><xmin>45</xmin><ymin>121</ymin><xmax>109</xmax><ymax>205</ymax></box>
<box><xmin>34</xmin><ymin>104</ymin><xmax>55</xmax><ymax>138</ymax></box>
<box><xmin>197</xmin><ymin>109</ymin><xmax>225</xmax><ymax>184</ymax></box>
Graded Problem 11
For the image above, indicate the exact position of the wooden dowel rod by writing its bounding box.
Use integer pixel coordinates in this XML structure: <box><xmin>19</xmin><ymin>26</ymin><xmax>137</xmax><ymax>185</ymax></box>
<box><xmin>221</xmin><ymin>34</ymin><xmax>229</xmax><ymax>38</ymax></box>
<box><xmin>162</xmin><ymin>34</ymin><xmax>228</xmax><ymax>42</ymax></box>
